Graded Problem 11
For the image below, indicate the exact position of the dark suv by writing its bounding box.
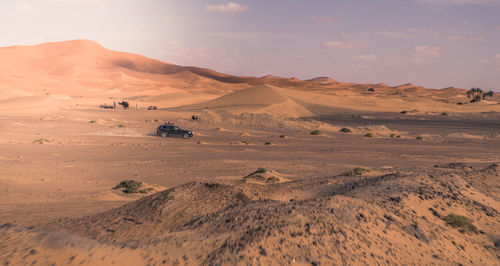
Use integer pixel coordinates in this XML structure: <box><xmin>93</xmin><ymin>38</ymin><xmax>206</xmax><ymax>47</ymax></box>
<box><xmin>157</xmin><ymin>123</ymin><xmax>194</xmax><ymax>139</ymax></box>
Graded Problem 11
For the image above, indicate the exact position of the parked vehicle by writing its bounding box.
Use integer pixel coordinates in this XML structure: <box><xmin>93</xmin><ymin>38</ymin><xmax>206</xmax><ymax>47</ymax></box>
<box><xmin>157</xmin><ymin>123</ymin><xmax>194</xmax><ymax>139</ymax></box>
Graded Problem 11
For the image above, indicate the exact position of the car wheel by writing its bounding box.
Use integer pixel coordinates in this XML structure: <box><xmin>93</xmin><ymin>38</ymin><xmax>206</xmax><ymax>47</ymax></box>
<box><xmin>183</xmin><ymin>133</ymin><xmax>190</xmax><ymax>139</ymax></box>
<box><xmin>161</xmin><ymin>132</ymin><xmax>167</xmax><ymax>138</ymax></box>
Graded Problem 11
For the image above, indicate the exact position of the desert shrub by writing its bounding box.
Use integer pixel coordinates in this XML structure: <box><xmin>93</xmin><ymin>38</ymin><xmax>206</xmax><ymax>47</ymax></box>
<box><xmin>118</xmin><ymin>124</ymin><xmax>126</xmax><ymax>128</ymax></box>
<box><xmin>368</xmin><ymin>88</ymin><xmax>375</xmax><ymax>92</ymax></box>
<box><xmin>138</xmin><ymin>188</ymin><xmax>154</xmax><ymax>194</ymax></box>
<box><xmin>310</xmin><ymin>130</ymin><xmax>322</xmax><ymax>135</ymax></box>
<box><xmin>266</xmin><ymin>176</ymin><xmax>280</xmax><ymax>183</ymax></box>
<box><xmin>441</xmin><ymin>112</ymin><xmax>448</xmax><ymax>116</ymax></box>
<box><xmin>364</xmin><ymin>133</ymin><xmax>373</xmax><ymax>138</ymax></box>
<box><xmin>255</xmin><ymin>167</ymin><xmax>268</xmax><ymax>174</ymax></box>
<box><xmin>89</xmin><ymin>120</ymin><xmax>96</xmax><ymax>123</ymax></box>
<box><xmin>340</xmin><ymin>128</ymin><xmax>352</xmax><ymax>133</ymax></box>
<box><xmin>443</xmin><ymin>214</ymin><xmax>478</xmax><ymax>234</ymax></box>
<box><xmin>279</xmin><ymin>135</ymin><xmax>286</xmax><ymax>138</ymax></box>
<box><xmin>390</xmin><ymin>133</ymin><xmax>396</xmax><ymax>138</ymax></box>
<box><xmin>400</xmin><ymin>110</ymin><xmax>408</xmax><ymax>114</ymax></box>
<box><xmin>241</xmin><ymin>140</ymin><xmax>249</xmax><ymax>145</ymax></box>
<box><xmin>341</xmin><ymin>167</ymin><xmax>370</xmax><ymax>176</ymax></box>
<box><xmin>457</xmin><ymin>102</ymin><xmax>464</xmax><ymax>105</ymax></box>
<box><xmin>416</xmin><ymin>136</ymin><xmax>423</xmax><ymax>140</ymax></box>
<box><xmin>113</xmin><ymin>180</ymin><xmax>143</xmax><ymax>194</ymax></box>
<box><xmin>264</xmin><ymin>141</ymin><xmax>272</xmax><ymax>145</ymax></box>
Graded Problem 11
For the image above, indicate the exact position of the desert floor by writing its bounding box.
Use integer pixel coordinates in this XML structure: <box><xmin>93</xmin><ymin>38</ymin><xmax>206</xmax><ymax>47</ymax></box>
<box><xmin>1</xmin><ymin>107</ymin><xmax>498</xmax><ymax>225</ymax></box>
<box><xmin>1</xmin><ymin>105</ymin><xmax>499</xmax><ymax>265</ymax></box>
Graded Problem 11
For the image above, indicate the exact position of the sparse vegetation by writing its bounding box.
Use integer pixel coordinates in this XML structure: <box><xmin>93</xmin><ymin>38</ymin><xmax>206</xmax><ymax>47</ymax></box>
<box><xmin>368</xmin><ymin>88</ymin><xmax>375</xmax><ymax>92</ymax></box>
<box><xmin>279</xmin><ymin>135</ymin><xmax>286</xmax><ymax>138</ymax></box>
<box><xmin>400</xmin><ymin>110</ymin><xmax>408</xmax><ymax>114</ymax></box>
<box><xmin>443</xmin><ymin>214</ymin><xmax>479</xmax><ymax>234</ymax></box>
<box><xmin>341</xmin><ymin>167</ymin><xmax>370</xmax><ymax>176</ymax></box>
<box><xmin>89</xmin><ymin>120</ymin><xmax>96</xmax><ymax>123</ymax></box>
<box><xmin>441</xmin><ymin>112</ymin><xmax>448</xmax><ymax>116</ymax></box>
<box><xmin>310</xmin><ymin>130</ymin><xmax>322</xmax><ymax>135</ymax></box>
<box><xmin>241</xmin><ymin>140</ymin><xmax>249</xmax><ymax>145</ymax></box>
<box><xmin>340</xmin><ymin>128</ymin><xmax>352</xmax><ymax>133</ymax></box>
<box><xmin>466</xmin><ymin>88</ymin><xmax>495</xmax><ymax>103</ymax></box>
<box><xmin>113</xmin><ymin>180</ymin><xmax>143</xmax><ymax>194</ymax></box>
<box><xmin>264</xmin><ymin>141</ymin><xmax>272</xmax><ymax>145</ymax></box>
<box><xmin>364</xmin><ymin>133</ymin><xmax>373</xmax><ymax>138</ymax></box>
<box><xmin>33</xmin><ymin>139</ymin><xmax>51</xmax><ymax>144</ymax></box>
<box><xmin>118</xmin><ymin>124</ymin><xmax>126</xmax><ymax>128</ymax></box>
<box><xmin>255</xmin><ymin>167</ymin><xmax>268</xmax><ymax>174</ymax></box>
<box><xmin>390</xmin><ymin>133</ymin><xmax>396</xmax><ymax>138</ymax></box>
<box><xmin>416</xmin><ymin>136</ymin><xmax>423</xmax><ymax>140</ymax></box>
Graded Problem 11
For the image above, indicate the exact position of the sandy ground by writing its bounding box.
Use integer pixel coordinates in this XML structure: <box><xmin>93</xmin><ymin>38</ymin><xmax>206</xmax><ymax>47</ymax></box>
<box><xmin>0</xmin><ymin>40</ymin><xmax>499</xmax><ymax>265</ymax></box>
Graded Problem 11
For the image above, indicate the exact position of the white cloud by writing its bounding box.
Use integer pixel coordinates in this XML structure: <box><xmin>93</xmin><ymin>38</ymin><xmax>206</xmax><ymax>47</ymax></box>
<box><xmin>416</xmin><ymin>0</ymin><xmax>499</xmax><ymax>5</ymax></box>
<box><xmin>308</xmin><ymin>16</ymin><xmax>336</xmax><ymax>23</ymax></box>
<box><xmin>36</xmin><ymin>0</ymin><xmax>108</xmax><ymax>7</ymax></box>
<box><xmin>445</xmin><ymin>35</ymin><xmax>488</xmax><ymax>42</ymax></box>
<box><xmin>410</xmin><ymin>45</ymin><xmax>444</xmax><ymax>64</ymax></box>
<box><xmin>16</xmin><ymin>3</ymin><xmax>35</xmax><ymax>12</ymax></box>
<box><xmin>352</xmin><ymin>54</ymin><xmax>378</xmax><ymax>61</ymax></box>
<box><xmin>322</xmin><ymin>41</ymin><xmax>362</xmax><ymax>49</ymax></box>
<box><xmin>205</xmin><ymin>2</ymin><xmax>249</xmax><ymax>14</ymax></box>
<box><xmin>480</xmin><ymin>53</ymin><xmax>500</xmax><ymax>64</ymax></box>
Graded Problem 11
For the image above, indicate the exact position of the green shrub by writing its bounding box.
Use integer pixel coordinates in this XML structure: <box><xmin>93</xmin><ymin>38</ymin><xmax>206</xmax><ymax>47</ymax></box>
<box><xmin>340</xmin><ymin>128</ymin><xmax>352</xmax><ymax>133</ymax></box>
<box><xmin>390</xmin><ymin>133</ymin><xmax>396</xmax><ymax>138</ymax></box>
<box><xmin>264</xmin><ymin>141</ymin><xmax>272</xmax><ymax>145</ymax></box>
<box><xmin>113</xmin><ymin>180</ymin><xmax>143</xmax><ymax>194</ymax></box>
<box><xmin>279</xmin><ymin>135</ymin><xmax>286</xmax><ymax>138</ymax></box>
<box><xmin>416</xmin><ymin>136</ymin><xmax>423</xmax><ymax>140</ymax></box>
<box><xmin>341</xmin><ymin>167</ymin><xmax>370</xmax><ymax>176</ymax></box>
<box><xmin>441</xmin><ymin>112</ymin><xmax>448</xmax><ymax>116</ymax></box>
<box><xmin>443</xmin><ymin>214</ymin><xmax>478</xmax><ymax>234</ymax></box>
<box><xmin>310</xmin><ymin>130</ymin><xmax>322</xmax><ymax>135</ymax></box>
<box><xmin>364</xmin><ymin>133</ymin><xmax>373</xmax><ymax>138</ymax></box>
<box><xmin>255</xmin><ymin>167</ymin><xmax>268</xmax><ymax>174</ymax></box>
<box><xmin>368</xmin><ymin>88</ymin><xmax>375</xmax><ymax>92</ymax></box>
<box><xmin>400</xmin><ymin>110</ymin><xmax>408</xmax><ymax>114</ymax></box>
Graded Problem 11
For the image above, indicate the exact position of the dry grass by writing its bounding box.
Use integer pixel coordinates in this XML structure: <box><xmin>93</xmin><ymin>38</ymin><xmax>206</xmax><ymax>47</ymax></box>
<box><xmin>443</xmin><ymin>214</ymin><xmax>478</xmax><ymax>234</ymax></box>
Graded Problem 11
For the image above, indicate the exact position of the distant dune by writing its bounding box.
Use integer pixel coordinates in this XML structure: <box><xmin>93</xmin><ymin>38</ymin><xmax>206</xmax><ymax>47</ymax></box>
<box><xmin>0</xmin><ymin>40</ymin><xmax>497</xmax><ymax>116</ymax></box>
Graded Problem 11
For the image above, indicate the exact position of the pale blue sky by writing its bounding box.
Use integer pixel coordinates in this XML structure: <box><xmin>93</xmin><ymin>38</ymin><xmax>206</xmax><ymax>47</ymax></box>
<box><xmin>1</xmin><ymin>0</ymin><xmax>499</xmax><ymax>90</ymax></box>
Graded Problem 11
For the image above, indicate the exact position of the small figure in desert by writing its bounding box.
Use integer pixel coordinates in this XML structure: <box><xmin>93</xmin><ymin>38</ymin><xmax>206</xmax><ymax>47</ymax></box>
<box><xmin>118</xmin><ymin>101</ymin><xmax>129</xmax><ymax>109</ymax></box>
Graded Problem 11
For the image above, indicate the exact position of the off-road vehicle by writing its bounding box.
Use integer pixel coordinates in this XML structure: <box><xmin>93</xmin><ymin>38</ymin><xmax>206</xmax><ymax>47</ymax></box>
<box><xmin>157</xmin><ymin>123</ymin><xmax>194</xmax><ymax>139</ymax></box>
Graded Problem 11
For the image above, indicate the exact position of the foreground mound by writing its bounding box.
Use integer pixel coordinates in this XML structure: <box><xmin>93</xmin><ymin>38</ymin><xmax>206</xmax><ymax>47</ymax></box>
<box><xmin>1</xmin><ymin>164</ymin><xmax>499</xmax><ymax>265</ymax></box>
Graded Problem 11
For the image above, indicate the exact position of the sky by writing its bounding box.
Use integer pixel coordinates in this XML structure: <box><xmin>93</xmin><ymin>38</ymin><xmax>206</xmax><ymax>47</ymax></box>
<box><xmin>0</xmin><ymin>0</ymin><xmax>499</xmax><ymax>90</ymax></box>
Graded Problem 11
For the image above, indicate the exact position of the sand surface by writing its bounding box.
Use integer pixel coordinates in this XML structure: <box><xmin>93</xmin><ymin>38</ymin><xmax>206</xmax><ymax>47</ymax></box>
<box><xmin>0</xmin><ymin>40</ymin><xmax>499</xmax><ymax>265</ymax></box>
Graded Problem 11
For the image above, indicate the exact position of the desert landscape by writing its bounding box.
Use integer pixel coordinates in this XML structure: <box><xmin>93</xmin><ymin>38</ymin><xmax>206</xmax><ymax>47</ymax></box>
<box><xmin>0</xmin><ymin>39</ymin><xmax>498</xmax><ymax>265</ymax></box>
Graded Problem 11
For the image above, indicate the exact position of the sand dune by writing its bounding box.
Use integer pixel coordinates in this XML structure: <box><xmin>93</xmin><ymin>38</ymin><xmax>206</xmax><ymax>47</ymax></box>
<box><xmin>187</xmin><ymin>84</ymin><xmax>314</xmax><ymax>117</ymax></box>
<box><xmin>1</xmin><ymin>40</ymin><xmax>499</xmax><ymax>117</ymax></box>
<box><xmin>2</xmin><ymin>164</ymin><xmax>498</xmax><ymax>265</ymax></box>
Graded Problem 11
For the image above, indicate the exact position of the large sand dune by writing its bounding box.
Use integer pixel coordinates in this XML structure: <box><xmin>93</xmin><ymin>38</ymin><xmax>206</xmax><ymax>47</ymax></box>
<box><xmin>2</xmin><ymin>39</ymin><xmax>497</xmax><ymax>117</ymax></box>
